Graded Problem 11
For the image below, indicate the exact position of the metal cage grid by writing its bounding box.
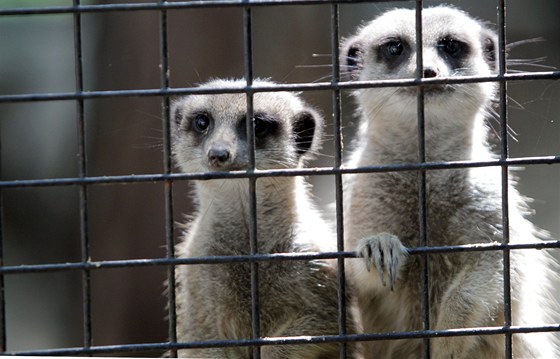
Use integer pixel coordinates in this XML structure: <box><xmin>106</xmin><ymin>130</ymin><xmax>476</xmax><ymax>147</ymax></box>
<box><xmin>0</xmin><ymin>0</ymin><xmax>559</xmax><ymax>357</ymax></box>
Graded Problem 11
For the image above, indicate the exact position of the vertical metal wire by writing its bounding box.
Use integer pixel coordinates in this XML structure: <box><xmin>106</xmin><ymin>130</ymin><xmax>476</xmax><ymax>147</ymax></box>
<box><xmin>73</xmin><ymin>0</ymin><xmax>92</xmax><ymax>351</ymax></box>
<box><xmin>414</xmin><ymin>2</ymin><xmax>431</xmax><ymax>358</ymax></box>
<box><xmin>158</xmin><ymin>1</ymin><xmax>177</xmax><ymax>357</ymax></box>
<box><xmin>0</xmin><ymin>102</ymin><xmax>5</xmax><ymax>353</ymax></box>
<box><xmin>497</xmin><ymin>0</ymin><xmax>512</xmax><ymax>357</ymax></box>
<box><xmin>0</xmin><ymin>6</ymin><xmax>5</xmax><ymax>340</ymax></box>
<box><xmin>330</xmin><ymin>4</ymin><xmax>348</xmax><ymax>358</ymax></box>
<box><xmin>243</xmin><ymin>5</ymin><xmax>261</xmax><ymax>358</ymax></box>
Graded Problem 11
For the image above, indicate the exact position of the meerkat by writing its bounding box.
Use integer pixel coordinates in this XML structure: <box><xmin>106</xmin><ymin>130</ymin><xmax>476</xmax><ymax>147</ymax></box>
<box><xmin>171</xmin><ymin>79</ymin><xmax>358</xmax><ymax>359</ymax></box>
<box><xmin>341</xmin><ymin>6</ymin><xmax>559</xmax><ymax>358</ymax></box>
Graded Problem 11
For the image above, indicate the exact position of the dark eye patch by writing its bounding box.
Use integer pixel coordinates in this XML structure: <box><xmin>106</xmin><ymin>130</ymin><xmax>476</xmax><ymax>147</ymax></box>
<box><xmin>236</xmin><ymin>112</ymin><xmax>280</xmax><ymax>148</ymax></box>
<box><xmin>437</xmin><ymin>36</ymin><xmax>470</xmax><ymax>70</ymax></box>
<box><xmin>377</xmin><ymin>37</ymin><xmax>410</xmax><ymax>70</ymax></box>
<box><xmin>253</xmin><ymin>113</ymin><xmax>278</xmax><ymax>139</ymax></box>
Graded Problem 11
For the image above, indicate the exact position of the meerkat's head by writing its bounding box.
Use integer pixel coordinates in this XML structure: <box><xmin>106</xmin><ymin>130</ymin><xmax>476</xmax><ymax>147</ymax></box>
<box><xmin>171</xmin><ymin>79</ymin><xmax>324</xmax><ymax>173</ymax></box>
<box><xmin>341</xmin><ymin>6</ymin><xmax>498</xmax><ymax>121</ymax></box>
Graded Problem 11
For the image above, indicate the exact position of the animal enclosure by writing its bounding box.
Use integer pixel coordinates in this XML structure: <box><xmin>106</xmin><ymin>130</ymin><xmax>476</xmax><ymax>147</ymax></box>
<box><xmin>0</xmin><ymin>0</ymin><xmax>559</xmax><ymax>357</ymax></box>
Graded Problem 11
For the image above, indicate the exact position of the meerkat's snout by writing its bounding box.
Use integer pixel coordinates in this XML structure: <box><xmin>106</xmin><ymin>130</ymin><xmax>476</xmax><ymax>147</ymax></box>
<box><xmin>207</xmin><ymin>145</ymin><xmax>231</xmax><ymax>167</ymax></box>
<box><xmin>204</xmin><ymin>135</ymin><xmax>247</xmax><ymax>171</ymax></box>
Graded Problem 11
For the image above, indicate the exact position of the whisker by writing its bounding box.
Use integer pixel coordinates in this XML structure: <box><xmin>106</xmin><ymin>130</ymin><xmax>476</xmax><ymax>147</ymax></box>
<box><xmin>486</xmin><ymin>101</ymin><xmax>519</xmax><ymax>142</ymax></box>
<box><xmin>507</xmin><ymin>61</ymin><xmax>555</xmax><ymax>71</ymax></box>
<box><xmin>132</xmin><ymin>141</ymin><xmax>164</xmax><ymax>150</ymax></box>
<box><xmin>506</xmin><ymin>96</ymin><xmax>526</xmax><ymax>111</ymax></box>
<box><xmin>505</xmin><ymin>37</ymin><xmax>545</xmax><ymax>50</ymax></box>
<box><xmin>295</xmin><ymin>64</ymin><xmax>336</xmax><ymax>69</ymax></box>
<box><xmin>311</xmin><ymin>73</ymin><xmax>334</xmax><ymax>83</ymax></box>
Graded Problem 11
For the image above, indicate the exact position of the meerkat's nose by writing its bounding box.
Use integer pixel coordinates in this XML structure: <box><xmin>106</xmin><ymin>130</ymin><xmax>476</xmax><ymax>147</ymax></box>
<box><xmin>423</xmin><ymin>67</ymin><xmax>438</xmax><ymax>78</ymax></box>
<box><xmin>208</xmin><ymin>147</ymin><xmax>230</xmax><ymax>165</ymax></box>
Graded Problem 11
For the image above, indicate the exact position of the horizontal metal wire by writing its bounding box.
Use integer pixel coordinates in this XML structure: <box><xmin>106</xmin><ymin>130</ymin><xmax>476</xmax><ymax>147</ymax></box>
<box><xmin>3</xmin><ymin>240</ymin><xmax>559</xmax><ymax>275</ymax></box>
<box><xmin>6</xmin><ymin>324</ymin><xmax>560</xmax><ymax>356</ymax></box>
<box><xmin>0</xmin><ymin>156</ymin><xmax>558</xmax><ymax>189</ymax></box>
<box><xmin>0</xmin><ymin>71</ymin><xmax>558</xmax><ymax>104</ymax></box>
<box><xmin>0</xmin><ymin>0</ymin><xmax>407</xmax><ymax>16</ymax></box>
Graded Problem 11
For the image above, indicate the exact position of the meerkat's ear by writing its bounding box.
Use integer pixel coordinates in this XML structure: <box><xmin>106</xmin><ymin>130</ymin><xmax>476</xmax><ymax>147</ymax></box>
<box><xmin>170</xmin><ymin>99</ymin><xmax>183</xmax><ymax>132</ymax></box>
<box><xmin>481</xmin><ymin>29</ymin><xmax>498</xmax><ymax>72</ymax></box>
<box><xmin>341</xmin><ymin>37</ymin><xmax>364</xmax><ymax>80</ymax></box>
<box><xmin>293</xmin><ymin>108</ymin><xmax>323</xmax><ymax>159</ymax></box>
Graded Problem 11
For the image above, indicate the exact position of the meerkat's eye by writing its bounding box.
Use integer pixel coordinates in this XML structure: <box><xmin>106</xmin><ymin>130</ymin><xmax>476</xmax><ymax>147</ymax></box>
<box><xmin>380</xmin><ymin>39</ymin><xmax>404</xmax><ymax>57</ymax></box>
<box><xmin>253</xmin><ymin>113</ymin><xmax>278</xmax><ymax>139</ymax></box>
<box><xmin>438</xmin><ymin>37</ymin><xmax>467</xmax><ymax>58</ymax></box>
<box><xmin>377</xmin><ymin>38</ymin><xmax>409</xmax><ymax>69</ymax></box>
<box><xmin>192</xmin><ymin>113</ymin><xmax>210</xmax><ymax>133</ymax></box>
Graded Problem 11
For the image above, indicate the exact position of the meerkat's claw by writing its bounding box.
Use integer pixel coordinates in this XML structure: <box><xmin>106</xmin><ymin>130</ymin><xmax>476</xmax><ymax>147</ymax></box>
<box><xmin>360</xmin><ymin>242</ymin><xmax>373</xmax><ymax>272</ymax></box>
<box><xmin>357</xmin><ymin>233</ymin><xmax>408</xmax><ymax>290</ymax></box>
<box><xmin>374</xmin><ymin>247</ymin><xmax>386</xmax><ymax>286</ymax></box>
<box><xmin>391</xmin><ymin>250</ymin><xmax>400</xmax><ymax>290</ymax></box>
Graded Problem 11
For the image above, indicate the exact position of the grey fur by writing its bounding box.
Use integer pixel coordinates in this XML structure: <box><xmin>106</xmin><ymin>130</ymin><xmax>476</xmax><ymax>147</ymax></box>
<box><xmin>172</xmin><ymin>79</ymin><xmax>359</xmax><ymax>358</ymax></box>
<box><xmin>342</xmin><ymin>6</ymin><xmax>559</xmax><ymax>358</ymax></box>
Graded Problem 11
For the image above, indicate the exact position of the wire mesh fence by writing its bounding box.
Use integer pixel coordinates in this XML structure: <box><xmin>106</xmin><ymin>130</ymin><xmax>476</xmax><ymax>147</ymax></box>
<box><xmin>0</xmin><ymin>0</ymin><xmax>559</xmax><ymax>357</ymax></box>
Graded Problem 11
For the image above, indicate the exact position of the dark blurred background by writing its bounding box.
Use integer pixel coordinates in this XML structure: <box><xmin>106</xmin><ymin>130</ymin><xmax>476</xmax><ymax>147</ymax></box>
<box><xmin>0</xmin><ymin>0</ymin><xmax>558</xmax><ymax>355</ymax></box>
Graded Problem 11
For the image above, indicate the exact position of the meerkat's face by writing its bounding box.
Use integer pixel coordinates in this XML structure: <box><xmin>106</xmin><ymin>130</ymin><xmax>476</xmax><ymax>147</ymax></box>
<box><xmin>342</xmin><ymin>6</ymin><xmax>498</xmax><ymax>119</ymax></box>
<box><xmin>171</xmin><ymin>80</ymin><xmax>323</xmax><ymax>173</ymax></box>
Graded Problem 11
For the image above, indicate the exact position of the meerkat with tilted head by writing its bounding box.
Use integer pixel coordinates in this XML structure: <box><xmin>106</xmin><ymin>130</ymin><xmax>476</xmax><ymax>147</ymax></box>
<box><xmin>171</xmin><ymin>79</ymin><xmax>359</xmax><ymax>359</ymax></box>
<box><xmin>341</xmin><ymin>6</ymin><xmax>559</xmax><ymax>358</ymax></box>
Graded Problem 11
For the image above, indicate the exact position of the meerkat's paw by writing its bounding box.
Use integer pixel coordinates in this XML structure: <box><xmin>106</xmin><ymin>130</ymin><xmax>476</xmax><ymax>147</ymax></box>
<box><xmin>357</xmin><ymin>233</ymin><xmax>407</xmax><ymax>290</ymax></box>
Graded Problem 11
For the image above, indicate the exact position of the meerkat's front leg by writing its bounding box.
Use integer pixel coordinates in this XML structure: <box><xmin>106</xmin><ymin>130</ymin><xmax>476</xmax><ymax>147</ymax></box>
<box><xmin>357</xmin><ymin>233</ymin><xmax>408</xmax><ymax>290</ymax></box>
<box><xmin>430</xmin><ymin>260</ymin><xmax>504</xmax><ymax>359</ymax></box>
